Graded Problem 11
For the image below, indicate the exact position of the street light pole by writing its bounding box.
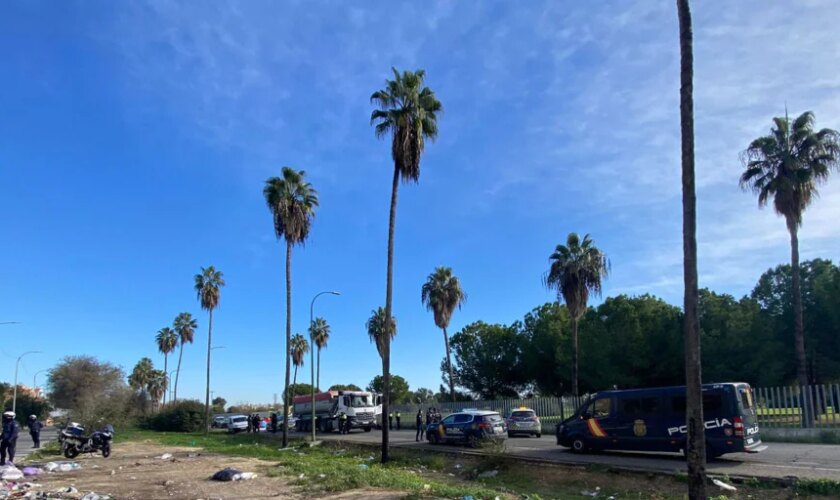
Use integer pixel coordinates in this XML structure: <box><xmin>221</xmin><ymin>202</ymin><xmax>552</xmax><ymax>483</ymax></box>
<box><xmin>310</xmin><ymin>290</ymin><xmax>340</xmax><ymax>442</ymax></box>
<box><xmin>13</xmin><ymin>351</ymin><xmax>42</xmax><ymax>413</ymax></box>
<box><xmin>33</xmin><ymin>369</ymin><xmax>48</xmax><ymax>397</ymax></box>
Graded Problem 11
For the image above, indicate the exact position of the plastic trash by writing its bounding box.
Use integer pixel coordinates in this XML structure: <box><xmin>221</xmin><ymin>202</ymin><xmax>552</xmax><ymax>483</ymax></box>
<box><xmin>462</xmin><ymin>496</ymin><xmax>475</xmax><ymax>500</ymax></box>
<box><xmin>580</xmin><ymin>486</ymin><xmax>600</xmax><ymax>497</ymax></box>
<box><xmin>1</xmin><ymin>466</ymin><xmax>24</xmax><ymax>480</ymax></box>
<box><xmin>211</xmin><ymin>468</ymin><xmax>242</xmax><ymax>482</ymax></box>
<box><xmin>43</xmin><ymin>462</ymin><xmax>59</xmax><ymax>472</ymax></box>
<box><xmin>22</xmin><ymin>467</ymin><xmax>40</xmax><ymax>476</ymax></box>
<box><xmin>298</xmin><ymin>473</ymin><xmax>305</xmax><ymax>479</ymax></box>
<box><xmin>234</xmin><ymin>472</ymin><xmax>257</xmax><ymax>481</ymax></box>
<box><xmin>454</xmin><ymin>463</ymin><xmax>462</xmax><ymax>469</ymax></box>
<box><xmin>58</xmin><ymin>462</ymin><xmax>81</xmax><ymax>472</ymax></box>
<box><xmin>358</xmin><ymin>464</ymin><xmax>369</xmax><ymax>470</ymax></box>
<box><xmin>712</xmin><ymin>479</ymin><xmax>737</xmax><ymax>492</ymax></box>
<box><xmin>158</xmin><ymin>453</ymin><xmax>173</xmax><ymax>460</ymax></box>
<box><xmin>477</xmin><ymin>469</ymin><xmax>498</xmax><ymax>478</ymax></box>
<box><xmin>82</xmin><ymin>493</ymin><xmax>102</xmax><ymax>500</ymax></box>
<box><xmin>317</xmin><ymin>473</ymin><xmax>326</xmax><ymax>479</ymax></box>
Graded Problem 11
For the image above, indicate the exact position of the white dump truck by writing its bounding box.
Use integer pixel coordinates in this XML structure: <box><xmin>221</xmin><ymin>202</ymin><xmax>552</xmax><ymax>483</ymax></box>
<box><xmin>292</xmin><ymin>390</ymin><xmax>377</xmax><ymax>433</ymax></box>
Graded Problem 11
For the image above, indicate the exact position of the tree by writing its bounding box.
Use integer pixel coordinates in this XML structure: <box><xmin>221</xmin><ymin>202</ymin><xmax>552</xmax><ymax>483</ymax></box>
<box><xmin>264</xmin><ymin>166</ymin><xmax>319</xmax><ymax>448</ymax></box>
<box><xmin>173</xmin><ymin>312</ymin><xmax>198</xmax><ymax>403</ymax></box>
<box><xmin>371</xmin><ymin>67</ymin><xmax>442</xmax><ymax>463</ymax></box>
<box><xmin>544</xmin><ymin>233</ymin><xmax>609</xmax><ymax>396</ymax></box>
<box><xmin>128</xmin><ymin>357</ymin><xmax>154</xmax><ymax>395</ymax></box>
<box><xmin>146</xmin><ymin>369</ymin><xmax>167</xmax><ymax>410</ymax></box>
<box><xmin>519</xmin><ymin>303</ymin><xmax>570</xmax><ymax>396</ymax></box>
<box><xmin>739</xmin><ymin>111</ymin><xmax>839</xmax><ymax>395</ymax></box>
<box><xmin>195</xmin><ymin>265</ymin><xmax>225</xmax><ymax>434</ymax></box>
<box><xmin>47</xmin><ymin>356</ymin><xmax>128</xmax><ymax>429</ymax></box>
<box><xmin>290</xmin><ymin>333</ymin><xmax>309</xmax><ymax>388</ymax></box>
<box><xmin>287</xmin><ymin>383</ymin><xmax>319</xmax><ymax>397</ymax></box>
<box><xmin>212</xmin><ymin>396</ymin><xmax>227</xmax><ymax>413</ymax></box>
<box><xmin>412</xmin><ymin>388</ymin><xmax>436</xmax><ymax>404</ymax></box>
<box><xmin>155</xmin><ymin>327</ymin><xmax>178</xmax><ymax>407</ymax></box>
<box><xmin>421</xmin><ymin>266</ymin><xmax>466</xmax><ymax>402</ymax></box>
<box><xmin>366</xmin><ymin>307</ymin><xmax>396</xmax><ymax>359</ymax></box>
<box><xmin>676</xmin><ymin>1</ymin><xmax>707</xmax><ymax>497</ymax></box>
<box><xmin>448</xmin><ymin>321</ymin><xmax>525</xmax><ymax>399</ymax></box>
<box><xmin>367</xmin><ymin>375</ymin><xmax>411</xmax><ymax>405</ymax></box>
<box><xmin>310</xmin><ymin>317</ymin><xmax>331</xmax><ymax>390</ymax></box>
<box><xmin>3</xmin><ymin>392</ymin><xmax>50</xmax><ymax>424</ymax></box>
<box><xmin>329</xmin><ymin>384</ymin><xmax>362</xmax><ymax>392</ymax></box>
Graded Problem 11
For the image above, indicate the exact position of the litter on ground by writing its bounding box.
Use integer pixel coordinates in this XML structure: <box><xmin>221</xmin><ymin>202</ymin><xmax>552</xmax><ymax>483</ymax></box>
<box><xmin>713</xmin><ymin>478</ymin><xmax>737</xmax><ymax>491</ymax></box>
<box><xmin>157</xmin><ymin>453</ymin><xmax>173</xmax><ymax>460</ymax></box>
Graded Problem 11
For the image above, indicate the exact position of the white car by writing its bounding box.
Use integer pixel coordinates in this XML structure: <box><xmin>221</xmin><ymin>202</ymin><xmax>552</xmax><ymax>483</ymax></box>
<box><xmin>227</xmin><ymin>415</ymin><xmax>249</xmax><ymax>433</ymax></box>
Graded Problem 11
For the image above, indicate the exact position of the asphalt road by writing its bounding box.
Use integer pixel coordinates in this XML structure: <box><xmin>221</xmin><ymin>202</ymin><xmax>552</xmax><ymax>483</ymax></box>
<box><xmin>17</xmin><ymin>426</ymin><xmax>57</xmax><ymax>461</ymax></box>
<box><xmin>310</xmin><ymin>428</ymin><xmax>840</xmax><ymax>481</ymax></box>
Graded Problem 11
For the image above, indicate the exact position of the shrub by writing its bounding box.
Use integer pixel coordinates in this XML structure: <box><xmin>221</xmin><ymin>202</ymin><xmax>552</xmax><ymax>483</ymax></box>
<box><xmin>145</xmin><ymin>400</ymin><xmax>206</xmax><ymax>432</ymax></box>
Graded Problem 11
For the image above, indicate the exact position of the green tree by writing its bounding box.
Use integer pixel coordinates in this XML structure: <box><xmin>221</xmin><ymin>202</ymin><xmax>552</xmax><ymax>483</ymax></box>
<box><xmin>421</xmin><ymin>266</ymin><xmax>466</xmax><ymax>402</ymax></box>
<box><xmin>519</xmin><ymin>303</ymin><xmax>570</xmax><ymax>396</ymax></box>
<box><xmin>155</xmin><ymin>326</ymin><xmax>178</xmax><ymax>407</ymax></box>
<box><xmin>172</xmin><ymin>312</ymin><xmax>198</xmax><ymax>402</ymax></box>
<box><xmin>287</xmin><ymin>383</ymin><xmax>319</xmax><ymax>397</ymax></box>
<box><xmin>367</xmin><ymin>374</ymin><xmax>411</xmax><ymax>405</ymax></box>
<box><xmin>366</xmin><ymin>307</ymin><xmax>396</xmax><ymax>359</ymax></box>
<box><xmin>329</xmin><ymin>384</ymin><xmax>362</xmax><ymax>392</ymax></box>
<box><xmin>128</xmin><ymin>357</ymin><xmax>154</xmax><ymax>395</ymax></box>
<box><xmin>290</xmin><ymin>333</ymin><xmax>310</xmax><ymax>388</ymax></box>
<box><xmin>676</xmin><ymin>0</ymin><xmax>706</xmax><ymax>495</ymax></box>
<box><xmin>146</xmin><ymin>369</ymin><xmax>167</xmax><ymax>410</ymax></box>
<box><xmin>47</xmin><ymin>356</ymin><xmax>128</xmax><ymax>429</ymax></box>
<box><xmin>412</xmin><ymin>388</ymin><xmax>436</xmax><ymax>404</ymax></box>
<box><xmin>371</xmin><ymin>67</ymin><xmax>442</xmax><ymax>463</ymax></box>
<box><xmin>195</xmin><ymin>265</ymin><xmax>225</xmax><ymax>434</ymax></box>
<box><xmin>448</xmin><ymin>321</ymin><xmax>524</xmax><ymax>399</ymax></box>
<box><xmin>544</xmin><ymin>233</ymin><xmax>609</xmax><ymax>396</ymax></box>
<box><xmin>264</xmin><ymin>166</ymin><xmax>319</xmax><ymax>448</ymax></box>
<box><xmin>4</xmin><ymin>392</ymin><xmax>50</xmax><ymax>424</ymax></box>
<box><xmin>739</xmin><ymin>111</ymin><xmax>839</xmax><ymax>391</ymax></box>
<box><xmin>310</xmin><ymin>317</ymin><xmax>330</xmax><ymax>390</ymax></box>
<box><xmin>212</xmin><ymin>396</ymin><xmax>227</xmax><ymax>413</ymax></box>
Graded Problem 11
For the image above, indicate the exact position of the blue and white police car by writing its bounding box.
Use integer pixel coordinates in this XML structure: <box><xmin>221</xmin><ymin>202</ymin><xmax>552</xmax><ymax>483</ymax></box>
<box><xmin>427</xmin><ymin>409</ymin><xmax>508</xmax><ymax>447</ymax></box>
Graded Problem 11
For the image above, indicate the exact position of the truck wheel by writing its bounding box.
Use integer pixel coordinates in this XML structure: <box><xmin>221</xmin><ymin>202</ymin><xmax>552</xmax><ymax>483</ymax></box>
<box><xmin>364</xmin><ymin>426</ymin><xmax>372</xmax><ymax>432</ymax></box>
<box><xmin>570</xmin><ymin>436</ymin><xmax>587</xmax><ymax>454</ymax></box>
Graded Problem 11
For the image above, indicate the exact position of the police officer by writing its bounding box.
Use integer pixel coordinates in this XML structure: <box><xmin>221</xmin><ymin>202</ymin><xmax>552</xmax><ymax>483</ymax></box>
<box><xmin>415</xmin><ymin>409</ymin><xmax>424</xmax><ymax>442</ymax></box>
<box><xmin>339</xmin><ymin>412</ymin><xmax>348</xmax><ymax>434</ymax></box>
<box><xmin>27</xmin><ymin>415</ymin><xmax>42</xmax><ymax>449</ymax></box>
<box><xmin>270</xmin><ymin>412</ymin><xmax>278</xmax><ymax>434</ymax></box>
<box><xmin>396</xmin><ymin>411</ymin><xmax>401</xmax><ymax>430</ymax></box>
<box><xmin>1</xmin><ymin>411</ymin><xmax>19</xmax><ymax>465</ymax></box>
<box><xmin>253</xmin><ymin>414</ymin><xmax>261</xmax><ymax>433</ymax></box>
<box><xmin>388</xmin><ymin>412</ymin><xmax>393</xmax><ymax>430</ymax></box>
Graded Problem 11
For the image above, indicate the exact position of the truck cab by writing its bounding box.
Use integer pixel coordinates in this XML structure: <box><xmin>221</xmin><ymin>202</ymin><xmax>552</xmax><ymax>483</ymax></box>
<box><xmin>293</xmin><ymin>390</ymin><xmax>377</xmax><ymax>433</ymax></box>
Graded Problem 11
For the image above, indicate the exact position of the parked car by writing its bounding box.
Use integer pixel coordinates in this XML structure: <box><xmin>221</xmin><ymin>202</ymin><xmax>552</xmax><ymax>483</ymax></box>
<box><xmin>212</xmin><ymin>415</ymin><xmax>228</xmax><ymax>429</ymax></box>
<box><xmin>427</xmin><ymin>409</ymin><xmax>507</xmax><ymax>447</ymax></box>
<box><xmin>506</xmin><ymin>407</ymin><xmax>541</xmax><ymax>438</ymax></box>
<box><xmin>227</xmin><ymin>415</ymin><xmax>249</xmax><ymax>433</ymax></box>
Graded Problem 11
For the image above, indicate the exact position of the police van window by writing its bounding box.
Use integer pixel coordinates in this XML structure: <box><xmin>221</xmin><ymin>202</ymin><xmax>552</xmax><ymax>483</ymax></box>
<box><xmin>738</xmin><ymin>386</ymin><xmax>755</xmax><ymax>410</ymax></box>
<box><xmin>454</xmin><ymin>414</ymin><xmax>472</xmax><ymax>424</ymax></box>
<box><xmin>442</xmin><ymin>414</ymin><xmax>457</xmax><ymax>425</ymax></box>
<box><xmin>703</xmin><ymin>393</ymin><xmax>724</xmax><ymax>413</ymax></box>
<box><xmin>641</xmin><ymin>397</ymin><xmax>660</xmax><ymax>415</ymax></box>
<box><xmin>594</xmin><ymin>398</ymin><xmax>611</xmax><ymax>418</ymax></box>
<box><xmin>620</xmin><ymin>398</ymin><xmax>641</xmax><ymax>416</ymax></box>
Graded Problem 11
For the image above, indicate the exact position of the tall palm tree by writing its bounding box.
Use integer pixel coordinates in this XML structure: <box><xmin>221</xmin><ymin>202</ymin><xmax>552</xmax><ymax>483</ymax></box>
<box><xmin>739</xmin><ymin>111</ymin><xmax>839</xmax><ymax>395</ymax></box>
<box><xmin>677</xmin><ymin>1</ymin><xmax>707</xmax><ymax>497</ymax></box>
<box><xmin>195</xmin><ymin>265</ymin><xmax>225</xmax><ymax>434</ymax></box>
<box><xmin>421</xmin><ymin>266</ymin><xmax>466</xmax><ymax>402</ymax></box>
<box><xmin>264</xmin><ymin>167</ymin><xmax>319</xmax><ymax>448</ymax></box>
<box><xmin>310</xmin><ymin>317</ymin><xmax>330</xmax><ymax>390</ymax></box>
<box><xmin>172</xmin><ymin>312</ymin><xmax>197</xmax><ymax>403</ymax></box>
<box><xmin>290</xmin><ymin>333</ymin><xmax>310</xmax><ymax>389</ymax></box>
<box><xmin>155</xmin><ymin>327</ymin><xmax>178</xmax><ymax>407</ymax></box>
<box><xmin>366</xmin><ymin>307</ymin><xmax>396</xmax><ymax>360</ymax></box>
<box><xmin>146</xmin><ymin>369</ymin><xmax>167</xmax><ymax>411</ymax></box>
<box><xmin>544</xmin><ymin>233</ymin><xmax>608</xmax><ymax>397</ymax></box>
<box><xmin>129</xmin><ymin>357</ymin><xmax>154</xmax><ymax>414</ymax></box>
<box><xmin>370</xmin><ymin>67</ymin><xmax>441</xmax><ymax>463</ymax></box>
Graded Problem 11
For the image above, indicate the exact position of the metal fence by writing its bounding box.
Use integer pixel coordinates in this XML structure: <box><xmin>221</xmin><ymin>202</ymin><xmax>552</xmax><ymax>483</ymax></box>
<box><xmin>389</xmin><ymin>384</ymin><xmax>840</xmax><ymax>431</ymax></box>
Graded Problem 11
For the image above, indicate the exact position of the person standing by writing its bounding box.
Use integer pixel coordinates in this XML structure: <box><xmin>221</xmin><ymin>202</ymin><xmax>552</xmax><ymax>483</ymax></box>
<box><xmin>1</xmin><ymin>411</ymin><xmax>19</xmax><ymax>465</ymax></box>
<box><xmin>253</xmin><ymin>414</ymin><xmax>261</xmax><ymax>433</ymax></box>
<box><xmin>27</xmin><ymin>415</ymin><xmax>42</xmax><ymax>449</ymax></box>
<box><xmin>270</xmin><ymin>412</ymin><xmax>278</xmax><ymax>434</ymax></box>
<box><xmin>339</xmin><ymin>412</ymin><xmax>348</xmax><ymax>434</ymax></box>
<box><xmin>388</xmin><ymin>412</ymin><xmax>393</xmax><ymax>431</ymax></box>
<box><xmin>396</xmin><ymin>411</ymin><xmax>401</xmax><ymax>430</ymax></box>
<box><xmin>415</xmin><ymin>409</ymin><xmax>424</xmax><ymax>442</ymax></box>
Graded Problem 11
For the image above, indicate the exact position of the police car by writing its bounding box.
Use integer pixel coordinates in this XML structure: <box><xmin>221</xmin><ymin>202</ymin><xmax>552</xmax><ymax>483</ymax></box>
<box><xmin>427</xmin><ymin>409</ymin><xmax>507</xmax><ymax>447</ymax></box>
<box><xmin>506</xmin><ymin>407</ymin><xmax>541</xmax><ymax>438</ymax></box>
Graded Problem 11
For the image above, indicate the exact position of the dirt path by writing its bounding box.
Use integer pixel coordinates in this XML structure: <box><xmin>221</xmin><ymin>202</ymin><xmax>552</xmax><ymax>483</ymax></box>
<box><xmin>23</xmin><ymin>441</ymin><xmax>404</xmax><ymax>499</ymax></box>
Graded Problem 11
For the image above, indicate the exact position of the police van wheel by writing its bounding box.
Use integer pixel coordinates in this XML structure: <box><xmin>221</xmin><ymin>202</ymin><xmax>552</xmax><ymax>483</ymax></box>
<box><xmin>430</xmin><ymin>433</ymin><xmax>440</xmax><ymax>445</ymax></box>
<box><xmin>536</xmin><ymin>433</ymin><xmax>542</xmax><ymax>438</ymax></box>
<box><xmin>364</xmin><ymin>426</ymin><xmax>372</xmax><ymax>432</ymax></box>
<box><xmin>570</xmin><ymin>437</ymin><xmax>587</xmax><ymax>454</ymax></box>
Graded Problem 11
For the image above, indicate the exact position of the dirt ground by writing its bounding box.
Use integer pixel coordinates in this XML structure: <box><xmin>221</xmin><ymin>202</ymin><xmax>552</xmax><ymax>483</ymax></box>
<box><xmin>21</xmin><ymin>442</ymin><xmax>405</xmax><ymax>500</ymax></box>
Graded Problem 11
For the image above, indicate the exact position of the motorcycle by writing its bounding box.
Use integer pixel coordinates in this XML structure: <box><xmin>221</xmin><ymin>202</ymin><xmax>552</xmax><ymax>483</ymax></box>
<box><xmin>61</xmin><ymin>424</ymin><xmax>114</xmax><ymax>458</ymax></box>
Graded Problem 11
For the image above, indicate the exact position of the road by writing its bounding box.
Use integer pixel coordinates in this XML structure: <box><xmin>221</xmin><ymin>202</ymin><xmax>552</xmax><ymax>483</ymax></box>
<box><xmin>17</xmin><ymin>426</ymin><xmax>57</xmax><ymax>461</ymax></box>
<box><xmin>310</xmin><ymin>428</ymin><xmax>840</xmax><ymax>481</ymax></box>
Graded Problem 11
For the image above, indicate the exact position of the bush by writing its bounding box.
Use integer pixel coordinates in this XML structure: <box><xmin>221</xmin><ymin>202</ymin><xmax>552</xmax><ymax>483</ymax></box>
<box><xmin>145</xmin><ymin>400</ymin><xmax>207</xmax><ymax>432</ymax></box>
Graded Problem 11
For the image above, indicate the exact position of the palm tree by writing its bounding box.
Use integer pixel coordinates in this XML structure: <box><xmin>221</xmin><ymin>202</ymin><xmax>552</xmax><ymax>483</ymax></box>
<box><xmin>310</xmin><ymin>317</ymin><xmax>330</xmax><ymax>390</ymax></box>
<box><xmin>155</xmin><ymin>327</ymin><xmax>178</xmax><ymax>407</ymax></box>
<box><xmin>195</xmin><ymin>265</ymin><xmax>225</xmax><ymax>434</ymax></box>
<box><xmin>264</xmin><ymin>167</ymin><xmax>319</xmax><ymax>448</ymax></box>
<box><xmin>366</xmin><ymin>307</ymin><xmax>396</xmax><ymax>360</ymax></box>
<box><xmin>370</xmin><ymin>68</ymin><xmax>441</xmax><ymax>463</ymax></box>
<box><xmin>146</xmin><ymin>369</ymin><xmax>167</xmax><ymax>411</ymax></box>
<box><xmin>421</xmin><ymin>266</ymin><xmax>466</xmax><ymax>402</ymax></box>
<box><xmin>677</xmin><ymin>1</ymin><xmax>707</xmax><ymax>497</ymax></box>
<box><xmin>172</xmin><ymin>312</ymin><xmax>197</xmax><ymax>403</ymax></box>
<box><xmin>129</xmin><ymin>357</ymin><xmax>154</xmax><ymax>414</ymax></box>
<box><xmin>290</xmin><ymin>333</ymin><xmax>310</xmax><ymax>389</ymax></box>
<box><xmin>544</xmin><ymin>233</ymin><xmax>608</xmax><ymax>397</ymax></box>
<box><xmin>739</xmin><ymin>111</ymin><xmax>839</xmax><ymax>395</ymax></box>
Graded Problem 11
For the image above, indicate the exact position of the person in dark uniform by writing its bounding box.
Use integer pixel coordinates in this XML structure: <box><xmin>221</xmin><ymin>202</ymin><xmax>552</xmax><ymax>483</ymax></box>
<box><xmin>388</xmin><ymin>412</ymin><xmax>393</xmax><ymax>430</ymax></box>
<box><xmin>253</xmin><ymin>414</ymin><xmax>261</xmax><ymax>433</ymax></box>
<box><xmin>395</xmin><ymin>411</ymin><xmax>401</xmax><ymax>430</ymax></box>
<box><xmin>339</xmin><ymin>412</ymin><xmax>348</xmax><ymax>434</ymax></box>
<box><xmin>27</xmin><ymin>415</ymin><xmax>42</xmax><ymax>449</ymax></box>
<box><xmin>270</xmin><ymin>412</ymin><xmax>278</xmax><ymax>434</ymax></box>
<box><xmin>1</xmin><ymin>411</ymin><xmax>19</xmax><ymax>465</ymax></box>
<box><xmin>415</xmin><ymin>409</ymin><xmax>424</xmax><ymax>441</ymax></box>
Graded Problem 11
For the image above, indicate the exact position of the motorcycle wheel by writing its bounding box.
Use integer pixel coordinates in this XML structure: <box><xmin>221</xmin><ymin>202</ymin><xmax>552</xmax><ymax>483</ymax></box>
<box><xmin>64</xmin><ymin>445</ymin><xmax>80</xmax><ymax>459</ymax></box>
<box><xmin>102</xmin><ymin>444</ymin><xmax>111</xmax><ymax>458</ymax></box>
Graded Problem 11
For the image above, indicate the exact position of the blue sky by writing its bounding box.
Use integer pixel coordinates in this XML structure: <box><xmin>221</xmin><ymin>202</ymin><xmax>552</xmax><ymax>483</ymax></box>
<box><xmin>2</xmin><ymin>1</ymin><xmax>839</xmax><ymax>405</ymax></box>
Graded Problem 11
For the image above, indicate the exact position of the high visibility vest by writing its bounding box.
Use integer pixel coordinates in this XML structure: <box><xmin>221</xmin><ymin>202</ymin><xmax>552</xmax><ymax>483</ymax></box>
<box><xmin>396</xmin><ymin>412</ymin><xmax>401</xmax><ymax>418</ymax></box>
<box><xmin>340</xmin><ymin>414</ymin><xmax>347</xmax><ymax>421</ymax></box>
<box><xmin>389</xmin><ymin>413</ymin><xmax>393</xmax><ymax>418</ymax></box>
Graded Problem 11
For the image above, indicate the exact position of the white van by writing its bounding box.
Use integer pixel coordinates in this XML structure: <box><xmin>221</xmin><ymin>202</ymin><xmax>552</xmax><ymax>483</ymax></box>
<box><xmin>227</xmin><ymin>415</ymin><xmax>249</xmax><ymax>433</ymax></box>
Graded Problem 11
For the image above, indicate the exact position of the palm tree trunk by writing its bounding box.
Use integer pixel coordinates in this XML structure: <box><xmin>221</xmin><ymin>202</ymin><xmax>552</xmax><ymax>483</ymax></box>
<box><xmin>293</xmin><ymin>364</ymin><xmax>298</xmax><ymax>388</ymax></box>
<box><xmin>174</xmin><ymin>343</ymin><xmax>184</xmax><ymax>403</ymax></box>
<box><xmin>163</xmin><ymin>354</ymin><xmax>168</xmax><ymax>408</ymax></box>
<box><xmin>677</xmin><ymin>1</ymin><xmax>707</xmax><ymax>498</ymax></box>
<box><xmin>443</xmin><ymin>327</ymin><xmax>455</xmax><ymax>402</ymax></box>
<box><xmin>789</xmin><ymin>222</ymin><xmax>812</xmax><ymax>425</ymax></box>
<box><xmin>571</xmin><ymin>318</ymin><xmax>579</xmax><ymax>397</ymax></box>
<box><xmin>317</xmin><ymin>348</ymin><xmax>321</xmax><ymax>390</ymax></box>
<box><xmin>282</xmin><ymin>240</ymin><xmax>293</xmax><ymax>448</ymax></box>
<box><xmin>204</xmin><ymin>309</ymin><xmax>213</xmax><ymax>435</ymax></box>
<box><xmin>382</xmin><ymin>167</ymin><xmax>400</xmax><ymax>464</ymax></box>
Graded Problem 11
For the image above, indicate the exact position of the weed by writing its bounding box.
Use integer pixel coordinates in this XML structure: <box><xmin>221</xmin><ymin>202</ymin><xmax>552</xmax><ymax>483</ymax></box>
<box><xmin>795</xmin><ymin>478</ymin><xmax>840</xmax><ymax>496</ymax></box>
